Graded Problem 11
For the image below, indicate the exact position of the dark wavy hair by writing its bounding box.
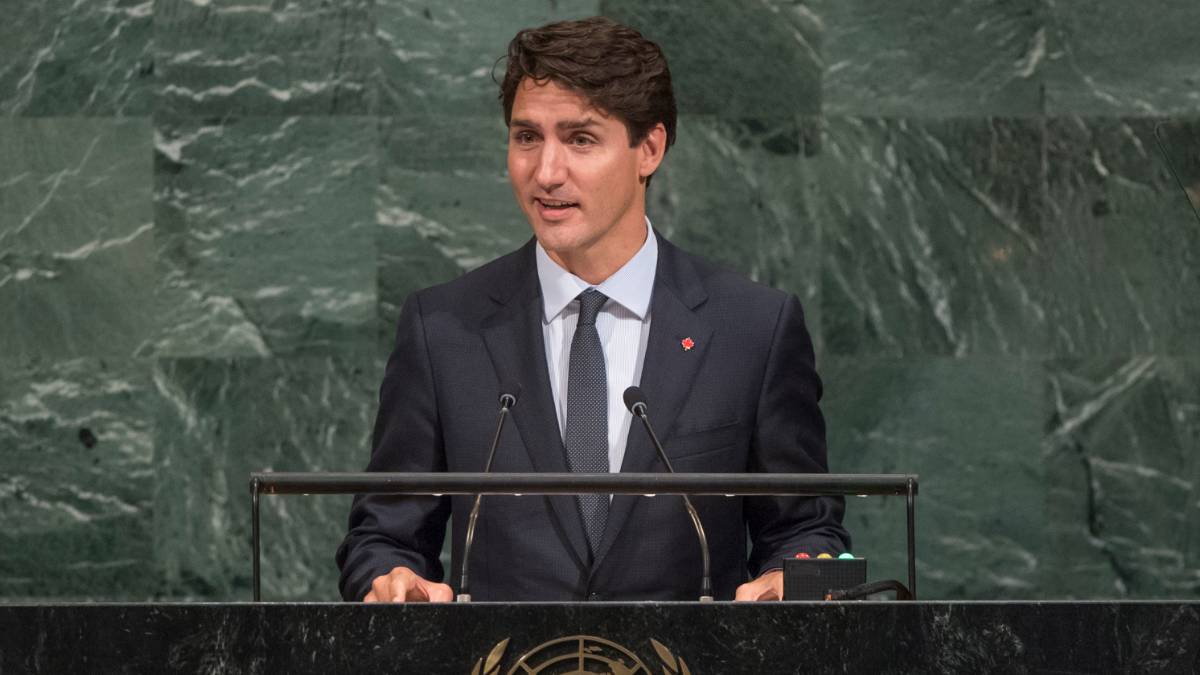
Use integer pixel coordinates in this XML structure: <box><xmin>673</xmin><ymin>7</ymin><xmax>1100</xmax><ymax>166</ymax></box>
<box><xmin>499</xmin><ymin>17</ymin><xmax>677</xmax><ymax>182</ymax></box>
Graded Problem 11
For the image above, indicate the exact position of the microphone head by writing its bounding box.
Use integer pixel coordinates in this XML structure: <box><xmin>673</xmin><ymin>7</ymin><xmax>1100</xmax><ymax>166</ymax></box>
<box><xmin>498</xmin><ymin>381</ymin><xmax>521</xmax><ymax>409</ymax></box>
<box><xmin>622</xmin><ymin>386</ymin><xmax>648</xmax><ymax>415</ymax></box>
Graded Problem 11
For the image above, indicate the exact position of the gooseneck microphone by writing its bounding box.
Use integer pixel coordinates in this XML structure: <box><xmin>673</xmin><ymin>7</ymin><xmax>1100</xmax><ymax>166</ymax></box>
<box><xmin>458</xmin><ymin>382</ymin><xmax>521</xmax><ymax>603</ymax></box>
<box><xmin>623</xmin><ymin>386</ymin><xmax>714</xmax><ymax>602</ymax></box>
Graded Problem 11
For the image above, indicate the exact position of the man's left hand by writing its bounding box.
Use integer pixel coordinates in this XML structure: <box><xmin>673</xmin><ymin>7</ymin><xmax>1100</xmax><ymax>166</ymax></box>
<box><xmin>734</xmin><ymin>569</ymin><xmax>783</xmax><ymax>601</ymax></box>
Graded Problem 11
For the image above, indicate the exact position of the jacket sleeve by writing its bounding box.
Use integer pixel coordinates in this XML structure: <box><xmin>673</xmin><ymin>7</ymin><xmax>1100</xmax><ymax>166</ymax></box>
<box><xmin>335</xmin><ymin>292</ymin><xmax>451</xmax><ymax>600</ymax></box>
<box><xmin>745</xmin><ymin>293</ymin><xmax>851</xmax><ymax>577</ymax></box>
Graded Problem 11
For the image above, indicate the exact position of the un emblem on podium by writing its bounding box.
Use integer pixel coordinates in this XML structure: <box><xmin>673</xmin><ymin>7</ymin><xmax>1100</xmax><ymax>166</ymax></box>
<box><xmin>470</xmin><ymin>635</ymin><xmax>693</xmax><ymax>674</ymax></box>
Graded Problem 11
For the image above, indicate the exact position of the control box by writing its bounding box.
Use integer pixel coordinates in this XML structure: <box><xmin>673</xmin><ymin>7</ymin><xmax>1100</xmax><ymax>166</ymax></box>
<box><xmin>782</xmin><ymin>558</ymin><xmax>868</xmax><ymax>600</ymax></box>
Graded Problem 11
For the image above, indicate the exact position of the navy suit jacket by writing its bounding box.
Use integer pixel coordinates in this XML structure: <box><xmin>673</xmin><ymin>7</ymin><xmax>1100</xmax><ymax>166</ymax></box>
<box><xmin>337</xmin><ymin>232</ymin><xmax>849</xmax><ymax>601</ymax></box>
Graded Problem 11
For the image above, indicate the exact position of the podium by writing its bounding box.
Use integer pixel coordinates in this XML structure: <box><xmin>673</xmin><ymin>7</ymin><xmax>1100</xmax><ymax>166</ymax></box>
<box><xmin>2</xmin><ymin>602</ymin><xmax>1198</xmax><ymax>672</ymax></box>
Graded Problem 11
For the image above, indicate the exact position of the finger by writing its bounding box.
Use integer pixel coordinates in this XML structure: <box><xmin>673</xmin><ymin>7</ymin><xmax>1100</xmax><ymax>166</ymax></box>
<box><xmin>736</xmin><ymin>578</ymin><xmax>781</xmax><ymax>602</ymax></box>
<box><xmin>733</xmin><ymin>581</ymin><xmax>760</xmax><ymax>602</ymax></box>
<box><xmin>420</xmin><ymin>580</ymin><xmax>454</xmax><ymax>603</ymax></box>
<box><xmin>371</xmin><ymin>572</ymin><xmax>394</xmax><ymax>600</ymax></box>
<box><xmin>363</xmin><ymin>590</ymin><xmax>378</xmax><ymax>603</ymax></box>
<box><xmin>748</xmin><ymin>573</ymin><xmax>781</xmax><ymax>601</ymax></box>
<box><xmin>407</xmin><ymin>577</ymin><xmax>451</xmax><ymax>603</ymax></box>
<box><xmin>759</xmin><ymin>572</ymin><xmax>783</xmax><ymax>601</ymax></box>
<box><xmin>388</xmin><ymin>572</ymin><xmax>416</xmax><ymax>603</ymax></box>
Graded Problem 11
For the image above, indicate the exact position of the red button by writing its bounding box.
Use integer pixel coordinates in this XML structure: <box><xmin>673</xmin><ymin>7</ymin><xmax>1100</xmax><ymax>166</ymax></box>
<box><xmin>795</xmin><ymin>553</ymin><xmax>810</xmax><ymax>559</ymax></box>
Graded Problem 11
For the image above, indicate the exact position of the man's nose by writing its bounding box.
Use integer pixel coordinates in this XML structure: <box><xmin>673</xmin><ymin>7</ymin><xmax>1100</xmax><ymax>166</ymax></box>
<box><xmin>534</xmin><ymin>141</ymin><xmax>567</xmax><ymax>190</ymax></box>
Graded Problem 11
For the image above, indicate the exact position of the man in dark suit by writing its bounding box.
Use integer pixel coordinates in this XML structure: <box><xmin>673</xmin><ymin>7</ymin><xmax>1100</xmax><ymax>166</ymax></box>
<box><xmin>337</xmin><ymin>17</ymin><xmax>849</xmax><ymax>603</ymax></box>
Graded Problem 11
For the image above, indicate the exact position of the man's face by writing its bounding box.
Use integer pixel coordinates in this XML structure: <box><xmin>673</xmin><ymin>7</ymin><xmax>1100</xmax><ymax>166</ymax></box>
<box><xmin>507</xmin><ymin>78</ymin><xmax>660</xmax><ymax>263</ymax></box>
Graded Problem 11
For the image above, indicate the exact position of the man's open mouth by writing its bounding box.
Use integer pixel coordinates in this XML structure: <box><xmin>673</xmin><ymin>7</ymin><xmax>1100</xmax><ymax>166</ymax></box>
<box><xmin>536</xmin><ymin>198</ymin><xmax>579</xmax><ymax>209</ymax></box>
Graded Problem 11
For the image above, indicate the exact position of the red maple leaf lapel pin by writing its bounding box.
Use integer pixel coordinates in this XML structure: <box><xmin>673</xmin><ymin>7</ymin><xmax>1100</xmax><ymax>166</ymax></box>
<box><xmin>680</xmin><ymin>337</ymin><xmax>695</xmax><ymax>351</ymax></box>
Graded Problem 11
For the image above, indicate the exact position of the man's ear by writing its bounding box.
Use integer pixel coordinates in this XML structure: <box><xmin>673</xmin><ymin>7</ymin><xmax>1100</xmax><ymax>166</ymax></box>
<box><xmin>637</xmin><ymin>123</ymin><xmax>668</xmax><ymax>180</ymax></box>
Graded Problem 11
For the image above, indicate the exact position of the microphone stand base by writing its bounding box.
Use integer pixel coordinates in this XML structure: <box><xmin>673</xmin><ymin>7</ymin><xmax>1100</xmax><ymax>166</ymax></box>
<box><xmin>698</xmin><ymin>595</ymin><xmax>714</xmax><ymax>602</ymax></box>
<box><xmin>456</xmin><ymin>594</ymin><xmax>471</xmax><ymax>603</ymax></box>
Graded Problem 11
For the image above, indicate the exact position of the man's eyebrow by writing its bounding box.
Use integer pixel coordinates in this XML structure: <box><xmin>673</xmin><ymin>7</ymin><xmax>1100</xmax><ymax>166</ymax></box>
<box><xmin>508</xmin><ymin>117</ymin><xmax>602</xmax><ymax>131</ymax></box>
<box><xmin>556</xmin><ymin>117</ymin><xmax>601</xmax><ymax>131</ymax></box>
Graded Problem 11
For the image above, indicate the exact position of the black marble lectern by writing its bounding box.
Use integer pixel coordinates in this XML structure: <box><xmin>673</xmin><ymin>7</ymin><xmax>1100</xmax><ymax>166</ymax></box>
<box><xmin>1</xmin><ymin>602</ymin><xmax>1197</xmax><ymax>673</ymax></box>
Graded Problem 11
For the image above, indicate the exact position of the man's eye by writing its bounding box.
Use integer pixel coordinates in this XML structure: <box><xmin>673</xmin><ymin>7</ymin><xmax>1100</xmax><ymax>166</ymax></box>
<box><xmin>571</xmin><ymin>135</ymin><xmax>595</xmax><ymax>147</ymax></box>
<box><xmin>514</xmin><ymin>131</ymin><xmax>537</xmax><ymax>143</ymax></box>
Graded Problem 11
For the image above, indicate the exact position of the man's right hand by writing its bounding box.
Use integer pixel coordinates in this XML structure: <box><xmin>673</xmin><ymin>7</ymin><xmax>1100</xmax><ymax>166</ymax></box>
<box><xmin>363</xmin><ymin>566</ymin><xmax>453</xmax><ymax>603</ymax></box>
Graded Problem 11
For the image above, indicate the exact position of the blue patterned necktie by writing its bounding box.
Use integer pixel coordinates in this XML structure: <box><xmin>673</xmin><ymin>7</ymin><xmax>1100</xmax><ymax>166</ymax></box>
<box><xmin>564</xmin><ymin>289</ymin><xmax>610</xmax><ymax>557</ymax></box>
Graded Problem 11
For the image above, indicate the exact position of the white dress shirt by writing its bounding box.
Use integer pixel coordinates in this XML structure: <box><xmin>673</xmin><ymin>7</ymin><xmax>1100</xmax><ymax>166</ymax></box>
<box><xmin>535</xmin><ymin>219</ymin><xmax>657</xmax><ymax>473</ymax></box>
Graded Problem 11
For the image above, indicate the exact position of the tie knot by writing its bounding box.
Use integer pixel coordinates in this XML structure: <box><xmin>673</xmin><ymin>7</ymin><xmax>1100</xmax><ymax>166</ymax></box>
<box><xmin>576</xmin><ymin>289</ymin><xmax>608</xmax><ymax>326</ymax></box>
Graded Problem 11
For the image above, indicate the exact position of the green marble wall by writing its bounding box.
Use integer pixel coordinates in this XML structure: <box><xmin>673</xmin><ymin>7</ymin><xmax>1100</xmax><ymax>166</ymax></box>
<box><xmin>2</xmin><ymin>0</ymin><xmax>1198</xmax><ymax>602</ymax></box>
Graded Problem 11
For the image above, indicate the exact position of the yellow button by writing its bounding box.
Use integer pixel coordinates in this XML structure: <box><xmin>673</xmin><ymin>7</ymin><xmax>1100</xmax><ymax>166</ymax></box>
<box><xmin>816</xmin><ymin>553</ymin><xmax>833</xmax><ymax>559</ymax></box>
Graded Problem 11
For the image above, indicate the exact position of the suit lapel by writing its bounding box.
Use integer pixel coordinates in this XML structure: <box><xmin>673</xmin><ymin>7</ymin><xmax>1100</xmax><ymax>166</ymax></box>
<box><xmin>592</xmin><ymin>238</ymin><xmax>713</xmax><ymax>569</ymax></box>
<box><xmin>481</xmin><ymin>246</ymin><xmax>590</xmax><ymax>569</ymax></box>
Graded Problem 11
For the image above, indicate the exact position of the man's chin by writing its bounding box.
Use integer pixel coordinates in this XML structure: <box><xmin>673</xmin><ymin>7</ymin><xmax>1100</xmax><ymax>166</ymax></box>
<box><xmin>531</xmin><ymin>222</ymin><xmax>589</xmax><ymax>253</ymax></box>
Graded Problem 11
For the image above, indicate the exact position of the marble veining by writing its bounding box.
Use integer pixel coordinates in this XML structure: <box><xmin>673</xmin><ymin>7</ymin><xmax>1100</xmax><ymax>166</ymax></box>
<box><xmin>823</xmin><ymin>356</ymin><xmax>1044</xmax><ymax>599</ymax></box>
<box><xmin>603</xmin><ymin>0</ymin><xmax>822</xmax><ymax>116</ymax></box>
<box><xmin>1</xmin><ymin>603</ymin><xmax>1198</xmax><ymax>673</ymax></box>
<box><xmin>152</xmin><ymin>356</ymin><xmax>376</xmax><ymax>600</ymax></box>
<box><xmin>0</xmin><ymin>0</ymin><xmax>154</xmax><ymax>116</ymax></box>
<box><xmin>810</xmin><ymin>117</ymin><xmax>1047</xmax><ymax>357</ymax></box>
<box><xmin>1</xmin><ymin>0</ymin><xmax>1199</xmax><ymax>604</ymax></box>
<box><xmin>1045</xmin><ymin>357</ymin><xmax>1200</xmax><ymax>598</ymax></box>
<box><xmin>376</xmin><ymin>0</ymin><xmax>599</xmax><ymax>115</ymax></box>
<box><xmin>1043</xmin><ymin>0</ymin><xmax>1200</xmax><ymax>115</ymax></box>
<box><xmin>812</xmin><ymin>0</ymin><xmax>1047</xmax><ymax>116</ymax></box>
<box><xmin>144</xmin><ymin>116</ymin><xmax>378</xmax><ymax>359</ymax></box>
<box><xmin>1042</xmin><ymin>116</ymin><xmax>1200</xmax><ymax>356</ymax></box>
<box><xmin>154</xmin><ymin>0</ymin><xmax>376</xmax><ymax>115</ymax></box>
<box><xmin>0</xmin><ymin>118</ymin><xmax>155</xmax><ymax>359</ymax></box>
<box><xmin>0</xmin><ymin>358</ymin><xmax>155</xmax><ymax>600</ymax></box>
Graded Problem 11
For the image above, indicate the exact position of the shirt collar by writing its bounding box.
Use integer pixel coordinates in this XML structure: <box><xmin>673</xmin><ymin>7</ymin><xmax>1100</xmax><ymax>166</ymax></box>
<box><xmin>535</xmin><ymin>217</ymin><xmax>658</xmax><ymax>323</ymax></box>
